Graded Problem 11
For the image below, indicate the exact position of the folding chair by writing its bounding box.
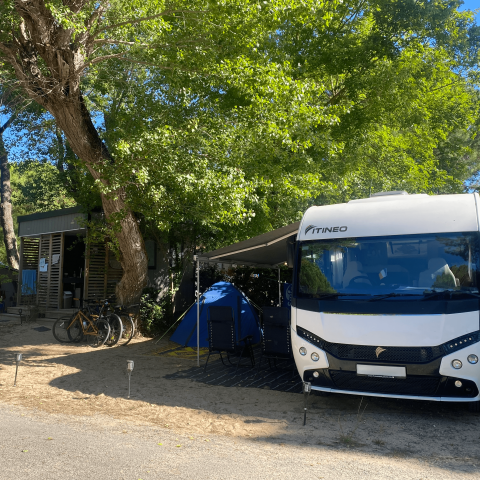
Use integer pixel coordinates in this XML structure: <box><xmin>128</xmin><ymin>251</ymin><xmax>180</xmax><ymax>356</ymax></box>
<box><xmin>256</xmin><ymin>306</ymin><xmax>295</xmax><ymax>377</ymax></box>
<box><xmin>204</xmin><ymin>306</ymin><xmax>255</xmax><ymax>374</ymax></box>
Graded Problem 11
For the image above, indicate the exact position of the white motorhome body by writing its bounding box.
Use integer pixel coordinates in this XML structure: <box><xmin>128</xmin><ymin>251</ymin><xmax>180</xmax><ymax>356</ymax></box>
<box><xmin>292</xmin><ymin>193</ymin><xmax>480</xmax><ymax>407</ymax></box>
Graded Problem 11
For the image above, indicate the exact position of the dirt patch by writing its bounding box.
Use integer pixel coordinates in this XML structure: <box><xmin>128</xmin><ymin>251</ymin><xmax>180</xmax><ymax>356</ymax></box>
<box><xmin>1</xmin><ymin>321</ymin><xmax>480</xmax><ymax>474</ymax></box>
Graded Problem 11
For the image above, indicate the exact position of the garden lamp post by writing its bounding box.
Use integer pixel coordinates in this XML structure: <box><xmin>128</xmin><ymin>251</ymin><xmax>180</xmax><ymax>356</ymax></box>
<box><xmin>303</xmin><ymin>381</ymin><xmax>311</xmax><ymax>426</ymax></box>
<box><xmin>14</xmin><ymin>353</ymin><xmax>22</xmax><ymax>387</ymax></box>
<box><xmin>126</xmin><ymin>360</ymin><xmax>134</xmax><ymax>399</ymax></box>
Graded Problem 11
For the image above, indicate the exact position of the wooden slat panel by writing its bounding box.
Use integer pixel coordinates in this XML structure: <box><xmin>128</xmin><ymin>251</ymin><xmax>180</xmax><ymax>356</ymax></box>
<box><xmin>18</xmin><ymin>237</ymin><xmax>40</xmax><ymax>305</ymax></box>
<box><xmin>106</xmin><ymin>245</ymin><xmax>123</xmax><ymax>300</ymax></box>
<box><xmin>48</xmin><ymin>233</ymin><xmax>62</xmax><ymax>308</ymax></box>
<box><xmin>21</xmin><ymin>237</ymin><xmax>39</xmax><ymax>270</ymax></box>
<box><xmin>85</xmin><ymin>241</ymin><xmax>124</xmax><ymax>301</ymax></box>
<box><xmin>36</xmin><ymin>235</ymin><xmax>51</xmax><ymax>307</ymax></box>
<box><xmin>85</xmin><ymin>242</ymin><xmax>107</xmax><ymax>301</ymax></box>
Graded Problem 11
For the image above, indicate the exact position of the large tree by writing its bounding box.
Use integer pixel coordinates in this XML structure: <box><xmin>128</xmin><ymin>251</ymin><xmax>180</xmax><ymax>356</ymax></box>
<box><xmin>0</xmin><ymin>0</ymin><xmax>260</xmax><ymax>302</ymax></box>
<box><xmin>0</xmin><ymin>0</ymin><xmax>478</xmax><ymax>303</ymax></box>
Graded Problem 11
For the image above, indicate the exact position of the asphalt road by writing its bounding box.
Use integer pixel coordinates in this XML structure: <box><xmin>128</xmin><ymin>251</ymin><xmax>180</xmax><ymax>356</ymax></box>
<box><xmin>0</xmin><ymin>404</ymin><xmax>477</xmax><ymax>480</ymax></box>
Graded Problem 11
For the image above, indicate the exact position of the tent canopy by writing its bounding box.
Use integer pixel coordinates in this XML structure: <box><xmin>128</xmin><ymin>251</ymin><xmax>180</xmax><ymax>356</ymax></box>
<box><xmin>195</xmin><ymin>222</ymin><xmax>300</xmax><ymax>268</ymax></box>
<box><xmin>170</xmin><ymin>282</ymin><xmax>261</xmax><ymax>347</ymax></box>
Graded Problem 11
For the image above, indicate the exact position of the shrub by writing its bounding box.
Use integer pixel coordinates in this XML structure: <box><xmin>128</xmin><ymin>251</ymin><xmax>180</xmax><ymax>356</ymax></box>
<box><xmin>139</xmin><ymin>287</ymin><xmax>176</xmax><ymax>336</ymax></box>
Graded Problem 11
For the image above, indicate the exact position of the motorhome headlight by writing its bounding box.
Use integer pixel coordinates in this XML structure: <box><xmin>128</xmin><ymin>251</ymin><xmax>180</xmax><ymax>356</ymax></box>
<box><xmin>313</xmin><ymin>371</ymin><xmax>320</xmax><ymax>378</ymax></box>
<box><xmin>452</xmin><ymin>359</ymin><xmax>463</xmax><ymax>369</ymax></box>
<box><xmin>311</xmin><ymin>352</ymin><xmax>320</xmax><ymax>362</ymax></box>
<box><xmin>467</xmin><ymin>354</ymin><xmax>478</xmax><ymax>364</ymax></box>
<box><xmin>299</xmin><ymin>347</ymin><xmax>307</xmax><ymax>356</ymax></box>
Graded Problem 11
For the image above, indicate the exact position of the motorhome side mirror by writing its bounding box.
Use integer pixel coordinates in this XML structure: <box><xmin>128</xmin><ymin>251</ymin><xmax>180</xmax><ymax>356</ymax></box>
<box><xmin>287</xmin><ymin>240</ymin><xmax>296</xmax><ymax>268</ymax></box>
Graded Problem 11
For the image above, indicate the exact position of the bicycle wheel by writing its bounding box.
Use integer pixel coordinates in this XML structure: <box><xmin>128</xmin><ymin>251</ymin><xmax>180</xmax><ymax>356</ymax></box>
<box><xmin>67</xmin><ymin>316</ymin><xmax>84</xmax><ymax>343</ymax></box>
<box><xmin>105</xmin><ymin>314</ymin><xmax>123</xmax><ymax>347</ymax></box>
<box><xmin>86</xmin><ymin>318</ymin><xmax>110</xmax><ymax>348</ymax></box>
<box><xmin>53</xmin><ymin>316</ymin><xmax>81</xmax><ymax>343</ymax></box>
<box><xmin>118</xmin><ymin>314</ymin><xmax>135</xmax><ymax>346</ymax></box>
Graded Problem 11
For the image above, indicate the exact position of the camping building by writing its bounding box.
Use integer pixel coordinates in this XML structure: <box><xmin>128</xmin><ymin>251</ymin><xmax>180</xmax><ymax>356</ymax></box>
<box><xmin>16</xmin><ymin>207</ymin><xmax>163</xmax><ymax>309</ymax></box>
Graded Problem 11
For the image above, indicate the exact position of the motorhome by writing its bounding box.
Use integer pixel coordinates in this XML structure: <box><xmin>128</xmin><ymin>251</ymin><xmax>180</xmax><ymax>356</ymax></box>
<box><xmin>292</xmin><ymin>192</ymin><xmax>480</xmax><ymax>411</ymax></box>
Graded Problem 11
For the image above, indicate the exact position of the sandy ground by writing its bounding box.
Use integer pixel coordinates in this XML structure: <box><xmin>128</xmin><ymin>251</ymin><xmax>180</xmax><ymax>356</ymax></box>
<box><xmin>1</xmin><ymin>320</ymin><xmax>480</xmax><ymax>478</ymax></box>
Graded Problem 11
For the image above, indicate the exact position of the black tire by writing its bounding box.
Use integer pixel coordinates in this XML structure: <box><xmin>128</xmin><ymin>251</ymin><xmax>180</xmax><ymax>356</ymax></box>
<box><xmin>66</xmin><ymin>316</ymin><xmax>84</xmax><ymax>343</ymax></box>
<box><xmin>53</xmin><ymin>316</ymin><xmax>80</xmax><ymax>343</ymax></box>
<box><xmin>105</xmin><ymin>314</ymin><xmax>123</xmax><ymax>347</ymax></box>
<box><xmin>86</xmin><ymin>319</ymin><xmax>110</xmax><ymax>348</ymax></box>
<box><xmin>468</xmin><ymin>401</ymin><xmax>480</xmax><ymax>413</ymax></box>
<box><xmin>119</xmin><ymin>314</ymin><xmax>135</xmax><ymax>346</ymax></box>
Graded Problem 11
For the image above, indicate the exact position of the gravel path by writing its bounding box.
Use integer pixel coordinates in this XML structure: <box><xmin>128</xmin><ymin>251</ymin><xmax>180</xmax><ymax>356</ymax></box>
<box><xmin>0</xmin><ymin>404</ymin><xmax>478</xmax><ymax>480</ymax></box>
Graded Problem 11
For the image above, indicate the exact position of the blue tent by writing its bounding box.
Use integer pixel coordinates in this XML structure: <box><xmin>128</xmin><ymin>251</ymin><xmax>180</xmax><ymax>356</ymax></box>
<box><xmin>170</xmin><ymin>281</ymin><xmax>261</xmax><ymax>347</ymax></box>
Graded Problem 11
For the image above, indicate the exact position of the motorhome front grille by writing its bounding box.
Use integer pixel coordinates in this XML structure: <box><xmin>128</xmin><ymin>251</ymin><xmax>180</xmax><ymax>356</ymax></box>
<box><xmin>296</xmin><ymin>326</ymin><xmax>480</xmax><ymax>364</ymax></box>
<box><xmin>329</xmin><ymin>370</ymin><xmax>441</xmax><ymax>396</ymax></box>
<box><xmin>328</xmin><ymin>343</ymin><xmax>444</xmax><ymax>363</ymax></box>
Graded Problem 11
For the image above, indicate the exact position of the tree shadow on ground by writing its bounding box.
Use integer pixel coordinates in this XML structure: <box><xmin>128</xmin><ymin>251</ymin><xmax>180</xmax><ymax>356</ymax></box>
<box><xmin>0</xmin><ymin>323</ymin><xmax>479</xmax><ymax>475</ymax></box>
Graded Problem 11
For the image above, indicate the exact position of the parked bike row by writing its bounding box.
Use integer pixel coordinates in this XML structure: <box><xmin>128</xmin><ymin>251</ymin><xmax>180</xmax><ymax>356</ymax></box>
<box><xmin>52</xmin><ymin>298</ymin><xmax>138</xmax><ymax>348</ymax></box>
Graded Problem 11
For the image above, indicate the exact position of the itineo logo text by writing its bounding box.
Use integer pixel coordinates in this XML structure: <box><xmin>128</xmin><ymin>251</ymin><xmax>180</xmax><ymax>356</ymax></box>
<box><xmin>304</xmin><ymin>225</ymin><xmax>348</xmax><ymax>235</ymax></box>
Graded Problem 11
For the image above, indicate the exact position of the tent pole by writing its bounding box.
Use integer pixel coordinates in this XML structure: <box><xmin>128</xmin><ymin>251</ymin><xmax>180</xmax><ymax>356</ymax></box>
<box><xmin>196</xmin><ymin>257</ymin><xmax>200</xmax><ymax>367</ymax></box>
<box><xmin>278</xmin><ymin>267</ymin><xmax>281</xmax><ymax>307</ymax></box>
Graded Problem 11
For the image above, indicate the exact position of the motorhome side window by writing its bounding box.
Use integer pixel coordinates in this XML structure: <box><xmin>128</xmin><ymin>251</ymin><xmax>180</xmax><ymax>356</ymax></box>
<box><xmin>297</xmin><ymin>232</ymin><xmax>480</xmax><ymax>298</ymax></box>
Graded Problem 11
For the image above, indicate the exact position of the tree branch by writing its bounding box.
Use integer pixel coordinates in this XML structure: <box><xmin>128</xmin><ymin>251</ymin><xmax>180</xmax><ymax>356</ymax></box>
<box><xmin>86</xmin><ymin>2</ymin><xmax>108</xmax><ymax>31</ymax></box>
<box><xmin>96</xmin><ymin>9</ymin><xmax>206</xmax><ymax>34</ymax></box>
<box><xmin>93</xmin><ymin>39</ymin><xmax>150</xmax><ymax>46</ymax></box>
<box><xmin>429</xmin><ymin>80</ymin><xmax>462</xmax><ymax>93</ymax></box>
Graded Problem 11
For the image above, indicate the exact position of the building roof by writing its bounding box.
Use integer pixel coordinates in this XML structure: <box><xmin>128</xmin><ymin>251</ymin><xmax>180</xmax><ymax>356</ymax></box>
<box><xmin>17</xmin><ymin>206</ymin><xmax>84</xmax><ymax>223</ymax></box>
<box><xmin>18</xmin><ymin>206</ymin><xmax>87</xmax><ymax>237</ymax></box>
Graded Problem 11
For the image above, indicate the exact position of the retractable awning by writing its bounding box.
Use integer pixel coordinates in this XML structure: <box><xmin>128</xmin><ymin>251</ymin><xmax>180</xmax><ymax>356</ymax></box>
<box><xmin>195</xmin><ymin>221</ymin><xmax>300</xmax><ymax>268</ymax></box>
<box><xmin>191</xmin><ymin>221</ymin><xmax>300</xmax><ymax>367</ymax></box>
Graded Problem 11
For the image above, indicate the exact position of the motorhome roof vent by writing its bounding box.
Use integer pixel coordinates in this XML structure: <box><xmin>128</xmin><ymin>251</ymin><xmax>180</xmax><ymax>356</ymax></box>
<box><xmin>370</xmin><ymin>191</ymin><xmax>408</xmax><ymax>197</ymax></box>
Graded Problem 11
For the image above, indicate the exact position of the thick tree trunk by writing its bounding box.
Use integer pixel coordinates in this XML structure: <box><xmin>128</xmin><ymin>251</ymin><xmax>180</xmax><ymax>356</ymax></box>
<box><xmin>48</xmin><ymin>97</ymin><xmax>148</xmax><ymax>305</ymax></box>
<box><xmin>0</xmin><ymin>0</ymin><xmax>148</xmax><ymax>303</ymax></box>
<box><xmin>0</xmin><ymin>127</ymin><xmax>20</xmax><ymax>270</ymax></box>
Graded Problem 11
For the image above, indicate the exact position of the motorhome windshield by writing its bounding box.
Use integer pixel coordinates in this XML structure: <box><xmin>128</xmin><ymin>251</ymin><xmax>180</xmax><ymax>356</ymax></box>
<box><xmin>297</xmin><ymin>232</ymin><xmax>480</xmax><ymax>298</ymax></box>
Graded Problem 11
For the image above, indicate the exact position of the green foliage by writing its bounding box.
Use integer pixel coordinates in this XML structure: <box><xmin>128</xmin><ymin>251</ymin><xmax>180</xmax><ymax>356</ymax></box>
<box><xmin>14</xmin><ymin>161</ymin><xmax>77</xmax><ymax>212</ymax></box>
<box><xmin>1</xmin><ymin>0</ymin><xmax>480</xmax><ymax>262</ymax></box>
<box><xmin>139</xmin><ymin>287</ymin><xmax>176</xmax><ymax>336</ymax></box>
<box><xmin>299</xmin><ymin>260</ymin><xmax>336</xmax><ymax>295</ymax></box>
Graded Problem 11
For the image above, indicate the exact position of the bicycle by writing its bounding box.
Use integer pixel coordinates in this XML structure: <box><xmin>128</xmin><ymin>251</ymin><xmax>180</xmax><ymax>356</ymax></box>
<box><xmin>113</xmin><ymin>303</ymin><xmax>138</xmax><ymax>346</ymax></box>
<box><xmin>52</xmin><ymin>299</ymin><xmax>111</xmax><ymax>347</ymax></box>
<box><xmin>102</xmin><ymin>299</ymin><xmax>124</xmax><ymax>347</ymax></box>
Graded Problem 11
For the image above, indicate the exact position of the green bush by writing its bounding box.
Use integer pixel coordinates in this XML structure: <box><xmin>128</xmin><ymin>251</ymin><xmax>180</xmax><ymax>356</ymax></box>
<box><xmin>139</xmin><ymin>288</ymin><xmax>176</xmax><ymax>336</ymax></box>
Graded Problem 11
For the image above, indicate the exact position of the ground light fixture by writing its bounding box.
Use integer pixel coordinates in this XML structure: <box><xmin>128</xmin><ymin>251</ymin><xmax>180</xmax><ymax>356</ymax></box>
<box><xmin>303</xmin><ymin>382</ymin><xmax>312</xmax><ymax>426</ymax></box>
<box><xmin>467</xmin><ymin>354</ymin><xmax>478</xmax><ymax>364</ymax></box>
<box><xmin>452</xmin><ymin>359</ymin><xmax>463</xmax><ymax>369</ymax></box>
<box><xmin>13</xmin><ymin>353</ymin><xmax>22</xmax><ymax>387</ymax></box>
<box><xmin>126</xmin><ymin>360</ymin><xmax>134</xmax><ymax>399</ymax></box>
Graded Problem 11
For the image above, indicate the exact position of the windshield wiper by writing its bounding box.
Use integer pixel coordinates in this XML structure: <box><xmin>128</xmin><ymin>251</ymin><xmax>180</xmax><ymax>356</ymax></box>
<box><xmin>315</xmin><ymin>293</ymin><xmax>368</xmax><ymax>300</ymax></box>
<box><xmin>421</xmin><ymin>290</ymin><xmax>453</xmax><ymax>300</ymax></box>
<box><xmin>450</xmin><ymin>291</ymin><xmax>480</xmax><ymax>298</ymax></box>
<box><xmin>368</xmin><ymin>293</ymin><xmax>421</xmax><ymax>302</ymax></box>
<box><xmin>420</xmin><ymin>290</ymin><xmax>480</xmax><ymax>300</ymax></box>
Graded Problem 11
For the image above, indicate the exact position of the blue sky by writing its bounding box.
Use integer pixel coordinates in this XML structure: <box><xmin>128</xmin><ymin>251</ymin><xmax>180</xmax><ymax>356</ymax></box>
<box><xmin>459</xmin><ymin>0</ymin><xmax>480</xmax><ymax>21</ymax></box>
